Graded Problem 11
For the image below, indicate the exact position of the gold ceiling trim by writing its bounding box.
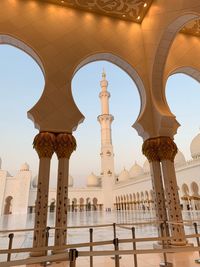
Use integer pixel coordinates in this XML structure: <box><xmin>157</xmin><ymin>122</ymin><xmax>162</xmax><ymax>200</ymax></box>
<box><xmin>181</xmin><ymin>19</ymin><xmax>200</xmax><ymax>37</ymax></box>
<box><xmin>40</xmin><ymin>0</ymin><xmax>153</xmax><ymax>23</ymax></box>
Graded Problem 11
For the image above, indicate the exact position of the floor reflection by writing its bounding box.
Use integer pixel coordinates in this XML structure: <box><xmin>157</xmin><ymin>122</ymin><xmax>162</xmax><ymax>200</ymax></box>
<box><xmin>0</xmin><ymin>210</ymin><xmax>199</xmax><ymax>262</ymax></box>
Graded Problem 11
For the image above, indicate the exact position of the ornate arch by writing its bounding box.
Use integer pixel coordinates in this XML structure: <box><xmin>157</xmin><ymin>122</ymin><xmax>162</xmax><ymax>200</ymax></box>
<box><xmin>72</xmin><ymin>52</ymin><xmax>146</xmax><ymax>123</ymax></box>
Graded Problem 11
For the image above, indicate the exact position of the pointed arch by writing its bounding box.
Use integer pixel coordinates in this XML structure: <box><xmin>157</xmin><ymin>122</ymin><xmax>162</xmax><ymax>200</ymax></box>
<box><xmin>72</xmin><ymin>52</ymin><xmax>146</xmax><ymax>124</ymax></box>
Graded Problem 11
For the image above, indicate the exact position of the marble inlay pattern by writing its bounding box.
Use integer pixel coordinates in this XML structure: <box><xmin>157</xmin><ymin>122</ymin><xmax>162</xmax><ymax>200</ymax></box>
<box><xmin>40</xmin><ymin>0</ymin><xmax>153</xmax><ymax>22</ymax></box>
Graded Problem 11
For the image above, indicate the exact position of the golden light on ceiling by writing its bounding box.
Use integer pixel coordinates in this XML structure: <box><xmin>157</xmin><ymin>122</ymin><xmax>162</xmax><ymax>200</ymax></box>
<box><xmin>39</xmin><ymin>0</ymin><xmax>153</xmax><ymax>23</ymax></box>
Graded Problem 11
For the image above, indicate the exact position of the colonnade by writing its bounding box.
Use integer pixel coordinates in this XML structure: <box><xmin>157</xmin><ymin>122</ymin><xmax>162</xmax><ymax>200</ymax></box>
<box><xmin>31</xmin><ymin>132</ymin><xmax>76</xmax><ymax>256</ymax></box>
<box><xmin>115</xmin><ymin>195</ymin><xmax>155</xmax><ymax>211</ymax></box>
<box><xmin>31</xmin><ymin>134</ymin><xmax>187</xmax><ymax>254</ymax></box>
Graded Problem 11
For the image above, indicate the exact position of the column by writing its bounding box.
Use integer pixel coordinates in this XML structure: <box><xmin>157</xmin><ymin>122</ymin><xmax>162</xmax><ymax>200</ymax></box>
<box><xmin>142</xmin><ymin>138</ymin><xmax>169</xmax><ymax>237</ymax></box>
<box><xmin>31</xmin><ymin>132</ymin><xmax>55</xmax><ymax>256</ymax></box>
<box><xmin>54</xmin><ymin>133</ymin><xmax>76</xmax><ymax>251</ymax></box>
<box><xmin>158</xmin><ymin>136</ymin><xmax>186</xmax><ymax>245</ymax></box>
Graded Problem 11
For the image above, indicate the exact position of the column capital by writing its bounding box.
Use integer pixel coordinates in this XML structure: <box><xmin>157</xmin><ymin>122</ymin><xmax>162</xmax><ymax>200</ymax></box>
<box><xmin>55</xmin><ymin>133</ymin><xmax>76</xmax><ymax>159</ymax></box>
<box><xmin>157</xmin><ymin>136</ymin><xmax>177</xmax><ymax>161</ymax></box>
<box><xmin>33</xmin><ymin>132</ymin><xmax>56</xmax><ymax>159</ymax></box>
<box><xmin>142</xmin><ymin>138</ymin><xmax>160</xmax><ymax>162</ymax></box>
<box><xmin>142</xmin><ymin>136</ymin><xmax>177</xmax><ymax>162</ymax></box>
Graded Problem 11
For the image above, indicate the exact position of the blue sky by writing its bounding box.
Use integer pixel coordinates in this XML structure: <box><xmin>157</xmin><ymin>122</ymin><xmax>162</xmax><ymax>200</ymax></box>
<box><xmin>0</xmin><ymin>45</ymin><xmax>200</xmax><ymax>186</ymax></box>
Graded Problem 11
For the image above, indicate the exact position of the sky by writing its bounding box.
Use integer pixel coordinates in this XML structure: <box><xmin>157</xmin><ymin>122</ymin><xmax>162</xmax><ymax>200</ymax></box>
<box><xmin>0</xmin><ymin>45</ymin><xmax>200</xmax><ymax>187</ymax></box>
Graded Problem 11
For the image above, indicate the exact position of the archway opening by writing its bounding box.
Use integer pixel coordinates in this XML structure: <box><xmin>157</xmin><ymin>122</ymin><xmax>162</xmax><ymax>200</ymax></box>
<box><xmin>4</xmin><ymin>196</ymin><xmax>13</xmax><ymax>215</ymax></box>
<box><xmin>0</xmin><ymin>42</ymin><xmax>45</xmax><ymax>217</ymax></box>
<box><xmin>166</xmin><ymin>72</ymin><xmax>200</xmax><ymax>210</ymax></box>
<box><xmin>71</xmin><ymin>59</ymin><xmax>143</xmax><ymax>188</ymax></box>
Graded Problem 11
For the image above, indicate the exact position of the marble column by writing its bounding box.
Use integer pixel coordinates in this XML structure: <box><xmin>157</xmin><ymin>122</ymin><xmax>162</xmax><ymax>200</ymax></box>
<box><xmin>54</xmin><ymin>133</ymin><xmax>76</xmax><ymax>251</ymax></box>
<box><xmin>31</xmin><ymin>132</ymin><xmax>55</xmax><ymax>256</ymax></box>
<box><xmin>158</xmin><ymin>136</ymin><xmax>186</xmax><ymax>245</ymax></box>
<box><xmin>142</xmin><ymin>138</ymin><xmax>169</xmax><ymax>238</ymax></box>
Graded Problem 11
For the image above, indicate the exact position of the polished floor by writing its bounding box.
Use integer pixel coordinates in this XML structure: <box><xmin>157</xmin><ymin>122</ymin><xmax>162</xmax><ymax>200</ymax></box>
<box><xmin>12</xmin><ymin>252</ymin><xmax>200</xmax><ymax>267</ymax></box>
<box><xmin>0</xmin><ymin>210</ymin><xmax>200</xmax><ymax>266</ymax></box>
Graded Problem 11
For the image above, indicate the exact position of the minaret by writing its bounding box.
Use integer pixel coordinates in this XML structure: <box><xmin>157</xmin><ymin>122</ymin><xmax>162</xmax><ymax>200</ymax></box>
<box><xmin>97</xmin><ymin>70</ymin><xmax>114</xmax><ymax>211</ymax></box>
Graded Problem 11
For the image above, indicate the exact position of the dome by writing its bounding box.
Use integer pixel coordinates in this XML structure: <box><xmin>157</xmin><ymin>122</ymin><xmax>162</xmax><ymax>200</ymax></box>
<box><xmin>20</xmin><ymin>162</ymin><xmax>29</xmax><ymax>171</ymax></box>
<box><xmin>87</xmin><ymin>172</ymin><xmax>99</xmax><ymax>187</ymax></box>
<box><xmin>174</xmin><ymin>150</ymin><xmax>186</xmax><ymax>167</ymax></box>
<box><xmin>129</xmin><ymin>162</ymin><xmax>143</xmax><ymax>178</ymax></box>
<box><xmin>69</xmin><ymin>175</ymin><xmax>74</xmax><ymax>187</ymax></box>
<box><xmin>118</xmin><ymin>168</ymin><xmax>129</xmax><ymax>182</ymax></box>
<box><xmin>32</xmin><ymin>175</ymin><xmax>38</xmax><ymax>188</ymax></box>
<box><xmin>190</xmin><ymin>133</ymin><xmax>200</xmax><ymax>159</ymax></box>
<box><xmin>143</xmin><ymin>160</ymin><xmax>150</xmax><ymax>173</ymax></box>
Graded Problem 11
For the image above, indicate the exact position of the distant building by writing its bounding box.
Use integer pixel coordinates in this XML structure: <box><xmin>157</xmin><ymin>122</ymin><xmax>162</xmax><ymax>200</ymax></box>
<box><xmin>1</xmin><ymin>73</ymin><xmax>200</xmax><ymax>215</ymax></box>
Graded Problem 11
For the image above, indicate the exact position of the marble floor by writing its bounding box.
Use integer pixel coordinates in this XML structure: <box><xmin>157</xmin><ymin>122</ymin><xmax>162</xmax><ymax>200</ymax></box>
<box><xmin>11</xmin><ymin>252</ymin><xmax>200</xmax><ymax>267</ymax></box>
<box><xmin>0</xmin><ymin>210</ymin><xmax>200</xmax><ymax>266</ymax></box>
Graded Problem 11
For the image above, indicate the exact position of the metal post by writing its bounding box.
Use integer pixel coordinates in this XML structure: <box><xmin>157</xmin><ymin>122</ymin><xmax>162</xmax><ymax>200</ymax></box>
<box><xmin>194</xmin><ymin>222</ymin><xmax>200</xmax><ymax>263</ymax></box>
<box><xmin>89</xmin><ymin>228</ymin><xmax>93</xmax><ymax>267</ymax></box>
<box><xmin>69</xmin><ymin>249</ymin><xmax>78</xmax><ymax>267</ymax></box>
<box><xmin>113</xmin><ymin>238</ymin><xmax>120</xmax><ymax>267</ymax></box>
<box><xmin>113</xmin><ymin>223</ymin><xmax>117</xmax><ymax>239</ymax></box>
<box><xmin>131</xmin><ymin>227</ymin><xmax>137</xmax><ymax>267</ymax></box>
<box><xmin>7</xmin><ymin>233</ymin><xmax>14</xmax><ymax>262</ymax></box>
<box><xmin>160</xmin><ymin>223</ymin><xmax>172</xmax><ymax>267</ymax></box>
<box><xmin>45</xmin><ymin>226</ymin><xmax>50</xmax><ymax>256</ymax></box>
<box><xmin>41</xmin><ymin>226</ymin><xmax>51</xmax><ymax>266</ymax></box>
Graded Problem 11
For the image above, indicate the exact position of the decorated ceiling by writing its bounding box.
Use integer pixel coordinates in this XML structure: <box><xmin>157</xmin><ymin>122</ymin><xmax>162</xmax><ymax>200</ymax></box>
<box><xmin>41</xmin><ymin>0</ymin><xmax>153</xmax><ymax>23</ymax></box>
<box><xmin>39</xmin><ymin>1</ymin><xmax>200</xmax><ymax>37</ymax></box>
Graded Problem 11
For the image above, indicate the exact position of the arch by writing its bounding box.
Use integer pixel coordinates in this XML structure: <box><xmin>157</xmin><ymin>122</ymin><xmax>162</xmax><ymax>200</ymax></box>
<box><xmin>86</xmin><ymin>197</ymin><xmax>91</xmax><ymax>204</ymax></box>
<box><xmin>167</xmin><ymin>66</ymin><xmax>200</xmax><ymax>85</ymax></box>
<box><xmin>145</xmin><ymin>191</ymin><xmax>149</xmax><ymax>200</ymax></box>
<box><xmin>79</xmin><ymin>198</ymin><xmax>84</xmax><ymax>204</ymax></box>
<box><xmin>191</xmin><ymin>181</ymin><xmax>199</xmax><ymax>196</ymax></box>
<box><xmin>0</xmin><ymin>34</ymin><xmax>46</xmax><ymax>131</ymax></box>
<box><xmin>0</xmin><ymin>34</ymin><xmax>45</xmax><ymax>77</ymax></box>
<box><xmin>152</xmin><ymin>13</ymin><xmax>200</xmax><ymax>115</ymax></box>
<box><xmin>182</xmin><ymin>183</ymin><xmax>190</xmax><ymax>196</ymax></box>
<box><xmin>72</xmin><ymin>52</ymin><xmax>146</xmax><ymax>122</ymax></box>
<box><xmin>4</xmin><ymin>196</ymin><xmax>13</xmax><ymax>215</ymax></box>
<box><xmin>72</xmin><ymin>198</ymin><xmax>77</xmax><ymax>205</ymax></box>
<box><xmin>93</xmin><ymin>197</ymin><xmax>98</xmax><ymax>205</ymax></box>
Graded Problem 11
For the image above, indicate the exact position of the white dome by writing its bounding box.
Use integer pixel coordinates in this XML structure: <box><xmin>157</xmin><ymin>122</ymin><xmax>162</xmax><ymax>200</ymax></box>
<box><xmin>69</xmin><ymin>175</ymin><xmax>73</xmax><ymax>187</ymax></box>
<box><xmin>129</xmin><ymin>162</ymin><xmax>143</xmax><ymax>178</ymax></box>
<box><xmin>143</xmin><ymin>160</ymin><xmax>150</xmax><ymax>173</ymax></box>
<box><xmin>190</xmin><ymin>133</ymin><xmax>200</xmax><ymax>159</ymax></box>
<box><xmin>32</xmin><ymin>175</ymin><xmax>38</xmax><ymax>188</ymax></box>
<box><xmin>87</xmin><ymin>172</ymin><xmax>99</xmax><ymax>187</ymax></box>
<box><xmin>20</xmin><ymin>162</ymin><xmax>29</xmax><ymax>171</ymax></box>
<box><xmin>118</xmin><ymin>168</ymin><xmax>129</xmax><ymax>182</ymax></box>
<box><xmin>174</xmin><ymin>150</ymin><xmax>186</xmax><ymax>167</ymax></box>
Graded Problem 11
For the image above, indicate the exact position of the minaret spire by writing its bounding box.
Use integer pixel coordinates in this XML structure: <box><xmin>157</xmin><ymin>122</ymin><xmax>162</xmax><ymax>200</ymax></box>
<box><xmin>97</xmin><ymin>70</ymin><xmax>115</xmax><ymax>211</ymax></box>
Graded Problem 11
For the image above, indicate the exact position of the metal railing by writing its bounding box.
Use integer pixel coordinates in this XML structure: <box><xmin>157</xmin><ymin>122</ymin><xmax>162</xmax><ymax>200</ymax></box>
<box><xmin>1</xmin><ymin>219</ymin><xmax>200</xmax><ymax>267</ymax></box>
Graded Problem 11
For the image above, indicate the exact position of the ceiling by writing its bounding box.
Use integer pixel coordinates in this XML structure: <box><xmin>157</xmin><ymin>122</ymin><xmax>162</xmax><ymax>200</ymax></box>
<box><xmin>40</xmin><ymin>0</ymin><xmax>153</xmax><ymax>23</ymax></box>
<box><xmin>39</xmin><ymin>1</ymin><xmax>200</xmax><ymax>37</ymax></box>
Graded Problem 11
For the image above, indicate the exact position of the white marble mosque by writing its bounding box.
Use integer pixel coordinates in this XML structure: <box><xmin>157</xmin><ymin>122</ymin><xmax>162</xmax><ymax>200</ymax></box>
<box><xmin>1</xmin><ymin>72</ymin><xmax>200</xmax><ymax>218</ymax></box>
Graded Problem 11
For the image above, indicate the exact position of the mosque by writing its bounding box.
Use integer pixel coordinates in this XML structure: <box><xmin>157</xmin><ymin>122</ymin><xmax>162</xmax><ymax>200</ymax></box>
<box><xmin>1</xmin><ymin>72</ymin><xmax>200</xmax><ymax>216</ymax></box>
<box><xmin>2</xmin><ymin>0</ymin><xmax>200</xmax><ymax>261</ymax></box>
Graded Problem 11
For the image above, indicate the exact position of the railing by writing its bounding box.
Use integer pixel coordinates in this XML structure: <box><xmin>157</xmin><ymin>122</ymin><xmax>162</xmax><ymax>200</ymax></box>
<box><xmin>1</xmin><ymin>220</ymin><xmax>200</xmax><ymax>267</ymax></box>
